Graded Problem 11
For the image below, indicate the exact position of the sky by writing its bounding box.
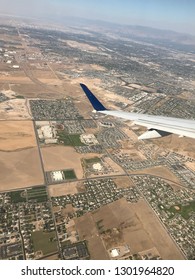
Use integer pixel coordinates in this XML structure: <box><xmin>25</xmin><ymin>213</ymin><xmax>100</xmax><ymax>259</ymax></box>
<box><xmin>0</xmin><ymin>0</ymin><xmax>195</xmax><ymax>35</ymax></box>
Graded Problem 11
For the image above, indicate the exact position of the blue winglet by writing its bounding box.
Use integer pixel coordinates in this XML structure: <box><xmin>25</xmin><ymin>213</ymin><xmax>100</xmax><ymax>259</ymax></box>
<box><xmin>80</xmin><ymin>83</ymin><xmax>107</xmax><ymax>111</ymax></box>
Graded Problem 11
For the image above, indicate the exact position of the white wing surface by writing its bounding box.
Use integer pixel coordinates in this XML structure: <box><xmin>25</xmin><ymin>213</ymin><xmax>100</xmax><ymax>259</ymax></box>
<box><xmin>80</xmin><ymin>83</ymin><xmax>195</xmax><ymax>140</ymax></box>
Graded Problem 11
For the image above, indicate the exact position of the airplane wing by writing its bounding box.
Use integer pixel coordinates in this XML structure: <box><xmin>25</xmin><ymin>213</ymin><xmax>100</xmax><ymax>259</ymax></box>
<box><xmin>80</xmin><ymin>83</ymin><xmax>195</xmax><ymax>140</ymax></box>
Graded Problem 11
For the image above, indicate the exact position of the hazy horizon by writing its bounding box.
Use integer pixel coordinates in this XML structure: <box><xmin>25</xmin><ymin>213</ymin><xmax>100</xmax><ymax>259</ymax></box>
<box><xmin>0</xmin><ymin>0</ymin><xmax>195</xmax><ymax>36</ymax></box>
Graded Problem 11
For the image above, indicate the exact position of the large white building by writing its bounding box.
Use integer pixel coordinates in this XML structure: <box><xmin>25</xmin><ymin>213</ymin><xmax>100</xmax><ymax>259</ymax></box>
<box><xmin>80</xmin><ymin>134</ymin><xmax>98</xmax><ymax>145</ymax></box>
<box><xmin>51</xmin><ymin>171</ymin><xmax>64</xmax><ymax>182</ymax></box>
<box><xmin>93</xmin><ymin>163</ymin><xmax>103</xmax><ymax>171</ymax></box>
<box><xmin>37</xmin><ymin>122</ymin><xmax>57</xmax><ymax>143</ymax></box>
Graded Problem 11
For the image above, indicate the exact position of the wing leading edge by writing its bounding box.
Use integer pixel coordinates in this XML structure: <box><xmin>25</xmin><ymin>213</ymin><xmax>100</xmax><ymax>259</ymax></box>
<box><xmin>80</xmin><ymin>83</ymin><xmax>195</xmax><ymax>139</ymax></box>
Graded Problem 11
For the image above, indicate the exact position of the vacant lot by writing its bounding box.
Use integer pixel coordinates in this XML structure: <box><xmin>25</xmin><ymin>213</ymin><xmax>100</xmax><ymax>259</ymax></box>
<box><xmin>130</xmin><ymin>200</ymin><xmax>184</xmax><ymax>259</ymax></box>
<box><xmin>66</xmin><ymin>40</ymin><xmax>98</xmax><ymax>52</ymax></box>
<box><xmin>41</xmin><ymin>146</ymin><xmax>84</xmax><ymax>179</ymax></box>
<box><xmin>0</xmin><ymin>121</ymin><xmax>36</xmax><ymax>150</ymax></box>
<box><xmin>48</xmin><ymin>181</ymin><xmax>80</xmax><ymax>197</ymax></box>
<box><xmin>123</xmin><ymin>228</ymin><xmax>153</xmax><ymax>253</ymax></box>
<box><xmin>31</xmin><ymin>230</ymin><xmax>58</xmax><ymax>256</ymax></box>
<box><xmin>113</xmin><ymin>176</ymin><xmax>135</xmax><ymax>189</ymax></box>
<box><xmin>74</xmin><ymin>198</ymin><xmax>184</xmax><ymax>259</ymax></box>
<box><xmin>185</xmin><ymin>161</ymin><xmax>195</xmax><ymax>172</ymax></box>
<box><xmin>10</xmin><ymin>83</ymin><xmax>63</xmax><ymax>98</ymax></box>
<box><xmin>0</xmin><ymin>72</ymin><xmax>32</xmax><ymax>84</ymax></box>
<box><xmin>32</xmin><ymin>70</ymin><xmax>57</xmax><ymax>79</ymax></box>
<box><xmin>74</xmin><ymin>213</ymin><xmax>109</xmax><ymax>260</ymax></box>
<box><xmin>0</xmin><ymin>148</ymin><xmax>44</xmax><ymax>191</ymax></box>
<box><xmin>93</xmin><ymin>199</ymin><xmax>141</xmax><ymax>234</ymax></box>
<box><xmin>0</xmin><ymin>98</ymin><xmax>31</xmax><ymax>120</ymax></box>
<box><xmin>0</xmin><ymin>76</ymin><xmax>32</xmax><ymax>83</ymax></box>
<box><xmin>86</xmin><ymin>235</ymin><xmax>109</xmax><ymax>260</ymax></box>
<box><xmin>152</xmin><ymin>135</ymin><xmax>195</xmax><ymax>158</ymax></box>
<box><xmin>129</xmin><ymin>166</ymin><xmax>181</xmax><ymax>185</ymax></box>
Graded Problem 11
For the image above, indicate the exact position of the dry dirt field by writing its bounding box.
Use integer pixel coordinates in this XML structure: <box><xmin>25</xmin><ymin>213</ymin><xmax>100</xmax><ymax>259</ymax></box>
<box><xmin>86</xmin><ymin>235</ymin><xmax>109</xmax><ymax>260</ymax></box>
<box><xmin>112</xmin><ymin>176</ymin><xmax>135</xmax><ymax>189</ymax></box>
<box><xmin>74</xmin><ymin>213</ymin><xmax>109</xmax><ymax>260</ymax></box>
<box><xmin>32</xmin><ymin>69</ymin><xmax>63</xmax><ymax>86</ymax></box>
<box><xmin>130</xmin><ymin>200</ymin><xmax>184</xmax><ymax>259</ymax></box>
<box><xmin>0</xmin><ymin>63</ymin><xmax>12</xmax><ymax>72</ymax></box>
<box><xmin>75</xmin><ymin>213</ymin><xmax>100</xmax><ymax>239</ymax></box>
<box><xmin>152</xmin><ymin>135</ymin><xmax>195</xmax><ymax>158</ymax></box>
<box><xmin>0</xmin><ymin>70</ymin><xmax>25</xmax><ymax>78</ymax></box>
<box><xmin>122</xmin><ymin>126</ymin><xmax>141</xmax><ymax>142</ymax></box>
<box><xmin>0</xmin><ymin>83</ymin><xmax>10</xmax><ymax>91</ymax></box>
<box><xmin>66</xmin><ymin>40</ymin><xmax>98</xmax><ymax>52</ymax></box>
<box><xmin>10</xmin><ymin>83</ymin><xmax>60</xmax><ymax>98</ymax></box>
<box><xmin>123</xmin><ymin>228</ymin><xmax>153</xmax><ymax>253</ymax></box>
<box><xmin>74</xmin><ymin>198</ymin><xmax>184</xmax><ymax>259</ymax></box>
<box><xmin>0</xmin><ymin>75</ymin><xmax>32</xmax><ymax>84</ymax></box>
<box><xmin>41</xmin><ymin>146</ymin><xmax>84</xmax><ymax>179</ymax></box>
<box><xmin>92</xmin><ymin>199</ymin><xmax>141</xmax><ymax>234</ymax></box>
<box><xmin>48</xmin><ymin>181</ymin><xmax>81</xmax><ymax>197</ymax></box>
<box><xmin>38</xmin><ymin>78</ymin><xmax>63</xmax><ymax>86</ymax></box>
<box><xmin>31</xmin><ymin>70</ymin><xmax>58</xmax><ymax>79</ymax></box>
<box><xmin>0</xmin><ymin>147</ymin><xmax>44</xmax><ymax>191</ymax></box>
<box><xmin>129</xmin><ymin>166</ymin><xmax>181</xmax><ymax>185</ymax></box>
<box><xmin>120</xmin><ymin>147</ymin><xmax>146</xmax><ymax>161</ymax></box>
<box><xmin>0</xmin><ymin>70</ymin><xmax>32</xmax><ymax>82</ymax></box>
<box><xmin>0</xmin><ymin>98</ymin><xmax>31</xmax><ymax>120</ymax></box>
<box><xmin>185</xmin><ymin>161</ymin><xmax>195</xmax><ymax>172</ymax></box>
<box><xmin>0</xmin><ymin>121</ymin><xmax>36</xmax><ymax>150</ymax></box>
<box><xmin>0</xmin><ymin>120</ymin><xmax>43</xmax><ymax>191</ymax></box>
<box><xmin>8</xmin><ymin>74</ymin><xmax>68</xmax><ymax>99</ymax></box>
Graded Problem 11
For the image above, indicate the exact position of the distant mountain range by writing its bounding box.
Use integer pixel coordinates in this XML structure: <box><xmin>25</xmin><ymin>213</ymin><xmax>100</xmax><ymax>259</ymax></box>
<box><xmin>67</xmin><ymin>17</ymin><xmax>195</xmax><ymax>46</ymax></box>
<box><xmin>1</xmin><ymin>13</ymin><xmax>195</xmax><ymax>46</ymax></box>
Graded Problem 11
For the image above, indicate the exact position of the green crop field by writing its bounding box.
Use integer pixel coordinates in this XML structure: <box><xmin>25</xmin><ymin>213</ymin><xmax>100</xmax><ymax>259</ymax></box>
<box><xmin>31</xmin><ymin>230</ymin><xmax>57</xmax><ymax>255</ymax></box>
<box><xmin>63</xmin><ymin>169</ymin><xmax>76</xmax><ymax>180</ymax></box>
<box><xmin>9</xmin><ymin>190</ymin><xmax>26</xmax><ymax>203</ymax></box>
<box><xmin>57</xmin><ymin>132</ymin><xmax>85</xmax><ymax>146</ymax></box>
<box><xmin>27</xmin><ymin>186</ymin><xmax>48</xmax><ymax>202</ymax></box>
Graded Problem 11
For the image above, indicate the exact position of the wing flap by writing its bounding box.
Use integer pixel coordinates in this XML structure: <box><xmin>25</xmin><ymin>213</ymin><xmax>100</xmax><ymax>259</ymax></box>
<box><xmin>138</xmin><ymin>130</ymin><xmax>162</xmax><ymax>140</ymax></box>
